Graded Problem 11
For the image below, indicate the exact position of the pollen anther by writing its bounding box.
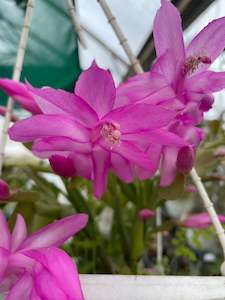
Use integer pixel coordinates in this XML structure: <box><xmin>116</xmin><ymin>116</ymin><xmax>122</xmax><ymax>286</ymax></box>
<box><xmin>101</xmin><ymin>121</ymin><xmax>121</xmax><ymax>146</ymax></box>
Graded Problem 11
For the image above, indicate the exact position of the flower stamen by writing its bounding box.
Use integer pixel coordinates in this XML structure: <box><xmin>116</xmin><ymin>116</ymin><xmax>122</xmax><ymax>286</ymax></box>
<box><xmin>183</xmin><ymin>55</ymin><xmax>211</xmax><ymax>75</ymax></box>
<box><xmin>101</xmin><ymin>121</ymin><xmax>121</xmax><ymax>146</ymax></box>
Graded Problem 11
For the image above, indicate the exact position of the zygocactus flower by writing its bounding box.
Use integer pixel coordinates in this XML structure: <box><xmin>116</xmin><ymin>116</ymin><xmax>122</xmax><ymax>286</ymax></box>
<box><xmin>0</xmin><ymin>210</ymin><xmax>88</xmax><ymax>299</ymax></box>
<box><xmin>5</xmin><ymin>62</ymin><xmax>187</xmax><ymax>198</ymax></box>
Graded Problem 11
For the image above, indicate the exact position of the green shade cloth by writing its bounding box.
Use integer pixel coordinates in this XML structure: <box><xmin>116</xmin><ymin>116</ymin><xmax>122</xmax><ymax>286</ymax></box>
<box><xmin>0</xmin><ymin>0</ymin><xmax>81</xmax><ymax>106</ymax></box>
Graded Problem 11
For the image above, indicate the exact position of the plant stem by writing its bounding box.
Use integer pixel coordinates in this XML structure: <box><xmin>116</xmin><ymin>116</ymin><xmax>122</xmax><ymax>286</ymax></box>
<box><xmin>66</xmin><ymin>0</ymin><xmax>87</xmax><ymax>48</ymax></box>
<box><xmin>98</xmin><ymin>0</ymin><xmax>225</xmax><ymax>273</ymax></box>
<box><xmin>0</xmin><ymin>0</ymin><xmax>35</xmax><ymax>176</ymax></box>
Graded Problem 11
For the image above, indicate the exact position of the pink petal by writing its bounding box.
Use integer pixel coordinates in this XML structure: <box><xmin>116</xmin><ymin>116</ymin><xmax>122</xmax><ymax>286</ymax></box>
<box><xmin>32</xmin><ymin>136</ymin><xmax>91</xmax><ymax>158</ymax></box>
<box><xmin>70</xmin><ymin>153</ymin><xmax>93</xmax><ymax>180</ymax></box>
<box><xmin>9</xmin><ymin>115</ymin><xmax>90</xmax><ymax>143</ymax></box>
<box><xmin>0</xmin><ymin>79</ymin><xmax>41</xmax><ymax>114</ymax></box>
<box><xmin>49</xmin><ymin>155</ymin><xmax>77</xmax><ymax>177</ymax></box>
<box><xmin>0</xmin><ymin>211</ymin><xmax>10</xmax><ymax>250</ymax></box>
<box><xmin>27</xmin><ymin>83</ymin><xmax>98</xmax><ymax>127</ymax></box>
<box><xmin>160</xmin><ymin>147</ymin><xmax>178</xmax><ymax>186</ymax></box>
<box><xmin>186</xmin><ymin>16</ymin><xmax>225</xmax><ymax>67</ymax></box>
<box><xmin>5</xmin><ymin>273</ymin><xmax>32</xmax><ymax>300</ymax></box>
<box><xmin>184</xmin><ymin>71</ymin><xmax>225</xmax><ymax>93</ymax></box>
<box><xmin>122</xmin><ymin>129</ymin><xmax>187</xmax><ymax>148</ymax></box>
<box><xmin>11</xmin><ymin>215</ymin><xmax>27</xmax><ymax>252</ymax></box>
<box><xmin>114</xmin><ymin>141</ymin><xmax>156</xmax><ymax>174</ymax></box>
<box><xmin>111</xmin><ymin>152</ymin><xmax>133</xmax><ymax>183</ymax></box>
<box><xmin>151</xmin><ymin>50</ymin><xmax>181</xmax><ymax>86</ymax></box>
<box><xmin>75</xmin><ymin>61</ymin><xmax>116</xmax><ymax>118</ymax></box>
<box><xmin>116</xmin><ymin>71</ymin><xmax>175</xmax><ymax>107</ymax></box>
<box><xmin>24</xmin><ymin>247</ymin><xmax>84</xmax><ymax>300</ymax></box>
<box><xmin>0</xmin><ymin>247</ymin><xmax>9</xmax><ymax>281</ymax></box>
<box><xmin>136</xmin><ymin>143</ymin><xmax>162</xmax><ymax>180</ymax></box>
<box><xmin>92</xmin><ymin>146</ymin><xmax>110</xmax><ymax>198</ymax></box>
<box><xmin>0</xmin><ymin>179</ymin><xmax>10</xmax><ymax>200</ymax></box>
<box><xmin>153</xmin><ymin>0</ymin><xmax>185</xmax><ymax>64</ymax></box>
<box><xmin>20</xmin><ymin>214</ymin><xmax>88</xmax><ymax>250</ymax></box>
<box><xmin>104</xmin><ymin>103</ymin><xmax>176</xmax><ymax>133</ymax></box>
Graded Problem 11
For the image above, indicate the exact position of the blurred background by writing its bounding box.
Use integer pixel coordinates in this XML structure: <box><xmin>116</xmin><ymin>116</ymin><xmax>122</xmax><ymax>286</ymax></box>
<box><xmin>1</xmin><ymin>0</ymin><xmax>225</xmax><ymax>276</ymax></box>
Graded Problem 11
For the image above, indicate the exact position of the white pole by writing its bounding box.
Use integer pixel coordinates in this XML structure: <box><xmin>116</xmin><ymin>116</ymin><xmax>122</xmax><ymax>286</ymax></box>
<box><xmin>0</xmin><ymin>0</ymin><xmax>35</xmax><ymax>176</ymax></box>
<box><xmin>66</xmin><ymin>0</ymin><xmax>87</xmax><ymax>49</ymax></box>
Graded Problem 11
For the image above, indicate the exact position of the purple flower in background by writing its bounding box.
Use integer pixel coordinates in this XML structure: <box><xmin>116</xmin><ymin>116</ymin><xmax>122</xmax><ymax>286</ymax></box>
<box><xmin>0</xmin><ymin>179</ymin><xmax>10</xmax><ymax>200</ymax></box>
<box><xmin>183</xmin><ymin>212</ymin><xmax>225</xmax><ymax>229</ymax></box>
<box><xmin>0</xmin><ymin>210</ymin><xmax>88</xmax><ymax>299</ymax></box>
<box><xmin>117</xmin><ymin>0</ymin><xmax>225</xmax><ymax>186</ymax></box>
<box><xmin>6</xmin><ymin>62</ymin><xmax>186</xmax><ymax>198</ymax></box>
<box><xmin>138</xmin><ymin>208</ymin><xmax>155</xmax><ymax>221</ymax></box>
<box><xmin>152</xmin><ymin>0</ymin><xmax>225</xmax><ymax>110</ymax></box>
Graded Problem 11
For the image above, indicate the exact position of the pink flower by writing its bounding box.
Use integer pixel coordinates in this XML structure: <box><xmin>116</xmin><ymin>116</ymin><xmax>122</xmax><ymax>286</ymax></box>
<box><xmin>138</xmin><ymin>208</ymin><xmax>155</xmax><ymax>221</ymax></box>
<box><xmin>183</xmin><ymin>212</ymin><xmax>225</xmax><ymax>229</ymax></box>
<box><xmin>6</xmin><ymin>62</ymin><xmax>186</xmax><ymax>198</ymax></box>
<box><xmin>152</xmin><ymin>0</ymin><xmax>225</xmax><ymax>108</ymax></box>
<box><xmin>117</xmin><ymin>0</ymin><xmax>225</xmax><ymax>186</ymax></box>
<box><xmin>0</xmin><ymin>180</ymin><xmax>10</xmax><ymax>200</ymax></box>
<box><xmin>0</xmin><ymin>210</ymin><xmax>88</xmax><ymax>299</ymax></box>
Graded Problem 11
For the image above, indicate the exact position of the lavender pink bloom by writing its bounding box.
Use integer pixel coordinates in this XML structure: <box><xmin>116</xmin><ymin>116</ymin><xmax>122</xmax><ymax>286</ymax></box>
<box><xmin>0</xmin><ymin>210</ymin><xmax>88</xmax><ymax>299</ymax></box>
<box><xmin>183</xmin><ymin>212</ymin><xmax>225</xmax><ymax>229</ymax></box>
<box><xmin>0</xmin><ymin>180</ymin><xmax>10</xmax><ymax>200</ymax></box>
<box><xmin>138</xmin><ymin>208</ymin><xmax>155</xmax><ymax>221</ymax></box>
<box><xmin>3</xmin><ymin>62</ymin><xmax>187</xmax><ymax>198</ymax></box>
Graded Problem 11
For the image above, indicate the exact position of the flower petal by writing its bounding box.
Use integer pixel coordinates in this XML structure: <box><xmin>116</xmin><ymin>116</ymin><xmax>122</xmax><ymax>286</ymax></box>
<box><xmin>9</xmin><ymin>115</ymin><xmax>89</xmax><ymax>143</ymax></box>
<box><xmin>136</xmin><ymin>143</ymin><xmax>162</xmax><ymax>180</ymax></box>
<box><xmin>92</xmin><ymin>146</ymin><xmax>110</xmax><ymax>198</ymax></box>
<box><xmin>104</xmin><ymin>103</ymin><xmax>176</xmax><ymax>133</ymax></box>
<box><xmin>5</xmin><ymin>273</ymin><xmax>32</xmax><ymax>300</ymax></box>
<box><xmin>20</xmin><ymin>214</ymin><xmax>88</xmax><ymax>250</ymax></box>
<box><xmin>27</xmin><ymin>83</ymin><xmax>98</xmax><ymax>127</ymax></box>
<box><xmin>32</xmin><ymin>136</ymin><xmax>91</xmax><ymax>158</ymax></box>
<box><xmin>0</xmin><ymin>79</ymin><xmax>41</xmax><ymax>114</ymax></box>
<box><xmin>0</xmin><ymin>247</ymin><xmax>9</xmax><ymax>281</ymax></box>
<box><xmin>111</xmin><ymin>152</ymin><xmax>133</xmax><ymax>183</ymax></box>
<box><xmin>184</xmin><ymin>71</ymin><xmax>225</xmax><ymax>93</ymax></box>
<box><xmin>186</xmin><ymin>16</ymin><xmax>225</xmax><ymax>66</ymax></box>
<box><xmin>0</xmin><ymin>211</ymin><xmax>10</xmax><ymax>250</ymax></box>
<box><xmin>114</xmin><ymin>141</ymin><xmax>156</xmax><ymax>173</ymax></box>
<box><xmin>75</xmin><ymin>61</ymin><xmax>116</xmax><ymax>118</ymax></box>
<box><xmin>160</xmin><ymin>147</ymin><xmax>178</xmax><ymax>186</ymax></box>
<box><xmin>70</xmin><ymin>153</ymin><xmax>93</xmax><ymax>180</ymax></box>
<box><xmin>11</xmin><ymin>214</ymin><xmax>27</xmax><ymax>252</ymax></box>
<box><xmin>153</xmin><ymin>0</ymin><xmax>185</xmax><ymax>63</ymax></box>
<box><xmin>116</xmin><ymin>71</ymin><xmax>175</xmax><ymax>107</ymax></box>
<box><xmin>122</xmin><ymin>129</ymin><xmax>187</xmax><ymax>148</ymax></box>
<box><xmin>24</xmin><ymin>247</ymin><xmax>84</xmax><ymax>300</ymax></box>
